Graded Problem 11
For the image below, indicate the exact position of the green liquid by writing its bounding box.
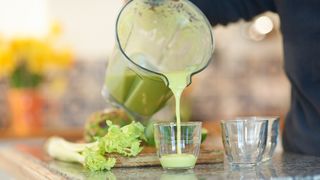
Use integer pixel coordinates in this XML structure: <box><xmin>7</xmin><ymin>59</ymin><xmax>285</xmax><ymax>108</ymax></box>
<box><xmin>105</xmin><ymin>50</ymin><xmax>172</xmax><ymax>120</ymax></box>
<box><xmin>160</xmin><ymin>154</ymin><xmax>197</xmax><ymax>169</ymax></box>
<box><xmin>165</xmin><ymin>71</ymin><xmax>190</xmax><ymax>154</ymax></box>
<box><xmin>162</xmin><ymin>71</ymin><xmax>197</xmax><ymax>169</ymax></box>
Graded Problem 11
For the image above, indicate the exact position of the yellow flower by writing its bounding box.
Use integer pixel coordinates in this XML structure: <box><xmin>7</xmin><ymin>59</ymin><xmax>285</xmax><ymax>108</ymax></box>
<box><xmin>0</xmin><ymin>48</ymin><xmax>16</xmax><ymax>77</ymax></box>
<box><xmin>0</xmin><ymin>22</ymin><xmax>73</xmax><ymax>83</ymax></box>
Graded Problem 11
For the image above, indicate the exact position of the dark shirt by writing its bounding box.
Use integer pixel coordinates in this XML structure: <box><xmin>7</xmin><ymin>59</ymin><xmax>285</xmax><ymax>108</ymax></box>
<box><xmin>190</xmin><ymin>0</ymin><xmax>320</xmax><ymax>156</ymax></box>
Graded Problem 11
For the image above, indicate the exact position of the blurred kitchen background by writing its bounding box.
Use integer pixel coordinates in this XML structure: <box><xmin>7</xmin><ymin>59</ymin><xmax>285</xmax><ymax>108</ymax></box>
<box><xmin>0</xmin><ymin>0</ymin><xmax>290</xmax><ymax>138</ymax></box>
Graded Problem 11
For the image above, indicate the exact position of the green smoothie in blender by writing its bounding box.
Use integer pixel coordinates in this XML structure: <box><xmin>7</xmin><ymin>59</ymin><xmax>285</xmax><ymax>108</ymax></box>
<box><xmin>104</xmin><ymin>48</ymin><xmax>173</xmax><ymax>121</ymax></box>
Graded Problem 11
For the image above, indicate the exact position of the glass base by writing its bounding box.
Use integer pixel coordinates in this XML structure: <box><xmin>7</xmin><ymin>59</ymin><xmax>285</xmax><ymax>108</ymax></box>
<box><xmin>162</xmin><ymin>166</ymin><xmax>195</xmax><ymax>172</ymax></box>
<box><xmin>229</xmin><ymin>163</ymin><xmax>257</xmax><ymax>169</ymax></box>
<box><xmin>261</xmin><ymin>156</ymin><xmax>271</xmax><ymax>163</ymax></box>
<box><xmin>160</xmin><ymin>170</ymin><xmax>197</xmax><ymax>180</ymax></box>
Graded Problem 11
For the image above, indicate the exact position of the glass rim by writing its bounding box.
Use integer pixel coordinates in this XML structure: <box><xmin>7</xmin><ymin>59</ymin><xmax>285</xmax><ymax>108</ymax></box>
<box><xmin>236</xmin><ymin>116</ymin><xmax>280</xmax><ymax>121</ymax></box>
<box><xmin>220</xmin><ymin>119</ymin><xmax>268</xmax><ymax>124</ymax></box>
<box><xmin>154</xmin><ymin>121</ymin><xmax>202</xmax><ymax>127</ymax></box>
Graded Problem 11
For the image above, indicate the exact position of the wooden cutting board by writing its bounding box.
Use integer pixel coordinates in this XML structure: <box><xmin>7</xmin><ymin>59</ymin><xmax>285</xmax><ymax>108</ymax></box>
<box><xmin>111</xmin><ymin>146</ymin><xmax>223</xmax><ymax>167</ymax></box>
<box><xmin>0</xmin><ymin>142</ymin><xmax>223</xmax><ymax>179</ymax></box>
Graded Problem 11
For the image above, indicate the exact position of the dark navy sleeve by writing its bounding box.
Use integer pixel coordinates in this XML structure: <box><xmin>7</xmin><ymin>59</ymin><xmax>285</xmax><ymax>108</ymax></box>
<box><xmin>189</xmin><ymin>0</ymin><xmax>277</xmax><ymax>25</ymax></box>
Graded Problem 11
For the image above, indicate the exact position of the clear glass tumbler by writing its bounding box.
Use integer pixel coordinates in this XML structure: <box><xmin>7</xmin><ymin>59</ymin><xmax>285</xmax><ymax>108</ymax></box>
<box><xmin>236</xmin><ymin>116</ymin><xmax>280</xmax><ymax>161</ymax></box>
<box><xmin>221</xmin><ymin>119</ymin><xmax>268</xmax><ymax>167</ymax></box>
<box><xmin>154</xmin><ymin>122</ymin><xmax>202</xmax><ymax>170</ymax></box>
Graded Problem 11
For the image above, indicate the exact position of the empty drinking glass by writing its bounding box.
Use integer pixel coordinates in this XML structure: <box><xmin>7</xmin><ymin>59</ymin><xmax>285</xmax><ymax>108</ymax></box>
<box><xmin>236</xmin><ymin>116</ymin><xmax>280</xmax><ymax>161</ymax></box>
<box><xmin>221</xmin><ymin>119</ymin><xmax>268</xmax><ymax>167</ymax></box>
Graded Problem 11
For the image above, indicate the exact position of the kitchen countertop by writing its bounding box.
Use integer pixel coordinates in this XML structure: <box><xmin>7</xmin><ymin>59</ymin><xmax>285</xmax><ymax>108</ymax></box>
<box><xmin>0</xmin><ymin>139</ymin><xmax>320</xmax><ymax>180</ymax></box>
<box><xmin>48</xmin><ymin>153</ymin><xmax>320</xmax><ymax>180</ymax></box>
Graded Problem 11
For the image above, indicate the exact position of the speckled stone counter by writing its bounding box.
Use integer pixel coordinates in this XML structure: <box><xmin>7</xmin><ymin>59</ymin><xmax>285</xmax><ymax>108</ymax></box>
<box><xmin>45</xmin><ymin>152</ymin><xmax>320</xmax><ymax>180</ymax></box>
<box><xmin>0</xmin><ymin>139</ymin><xmax>320</xmax><ymax>180</ymax></box>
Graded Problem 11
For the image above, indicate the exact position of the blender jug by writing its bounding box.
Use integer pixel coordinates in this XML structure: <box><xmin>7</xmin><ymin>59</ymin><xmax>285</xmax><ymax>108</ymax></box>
<box><xmin>102</xmin><ymin>0</ymin><xmax>214</xmax><ymax>124</ymax></box>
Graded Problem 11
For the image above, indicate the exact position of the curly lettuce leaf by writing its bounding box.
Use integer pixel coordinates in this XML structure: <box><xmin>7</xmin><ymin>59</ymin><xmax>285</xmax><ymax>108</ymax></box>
<box><xmin>84</xmin><ymin>148</ymin><xmax>116</xmax><ymax>171</ymax></box>
<box><xmin>121</xmin><ymin>121</ymin><xmax>146</xmax><ymax>141</ymax></box>
<box><xmin>99</xmin><ymin>121</ymin><xmax>144</xmax><ymax>157</ymax></box>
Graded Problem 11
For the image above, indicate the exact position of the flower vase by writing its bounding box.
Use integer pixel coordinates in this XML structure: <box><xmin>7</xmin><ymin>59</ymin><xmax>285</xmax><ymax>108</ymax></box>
<box><xmin>7</xmin><ymin>88</ymin><xmax>44</xmax><ymax>136</ymax></box>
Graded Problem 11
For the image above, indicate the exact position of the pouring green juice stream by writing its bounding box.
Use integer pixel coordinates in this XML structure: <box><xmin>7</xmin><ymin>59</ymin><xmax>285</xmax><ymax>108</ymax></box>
<box><xmin>160</xmin><ymin>70</ymin><xmax>197</xmax><ymax>168</ymax></box>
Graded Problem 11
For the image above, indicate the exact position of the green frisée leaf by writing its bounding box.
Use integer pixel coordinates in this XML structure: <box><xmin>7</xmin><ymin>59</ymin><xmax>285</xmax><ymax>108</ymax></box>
<box><xmin>84</xmin><ymin>149</ymin><xmax>116</xmax><ymax>171</ymax></box>
<box><xmin>121</xmin><ymin>121</ymin><xmax>146</xmax><ymax>141</ymax></box>
<box><xmin>45</xmin><ymin>121</ymin><xmax>146</xmax><ymax>171</ymax></box>
<box><xmin>101</xmin><ymin>121</ymin><xmax>144</xmax><ymax>156</ymax></box>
